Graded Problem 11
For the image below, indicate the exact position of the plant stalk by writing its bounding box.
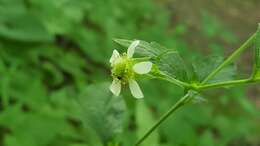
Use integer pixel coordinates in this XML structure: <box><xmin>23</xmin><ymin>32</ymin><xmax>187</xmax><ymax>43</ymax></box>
<box><xmin>158</xmin><ymin>72</ymin><xmax>191</xmax><ymax>88</ymax></box>
<box><xmin>136</xmin><ymin>31</ymin><xmax>258</xmax><ymax>146</ymax></box>
<box><xmin>198</xmin><ymin>78</ymin><xmax>260</xmax><ymax>90</ymax></box>
<box><xmin>135</xmin><ymin>92</ymin><xmax>193</xmax><ymax>146</ymax></box>
<box><xmin>201</xmin><ymin>33</ymin><xmax>256</xmax><ymax>84</ymax></box>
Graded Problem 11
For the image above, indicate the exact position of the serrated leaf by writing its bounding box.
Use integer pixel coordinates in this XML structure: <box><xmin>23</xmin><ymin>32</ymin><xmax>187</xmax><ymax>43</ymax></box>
<box><xmin>114</xmin><ymin>39</ymin><xmax>166</xmax><ymax>57</ymax></box>
<box><xmin>210</xmin><ymin>63</ymin><xmax>236</xmax><ymax>83</ymax></box>
<box><xmin>158</xmin><ymin>51</ymin><xmax>190</xmax><ymax>81</ymax></box>
<box><xmin>78</xmin><ymin>83</ymin><xmax>126</xmax><ymax>143</ymax></box>
<box><xmin>192</xmin><ymin>55</ymin><xmax>236</xmax><ymax>83</ymax></box>
<box><xmin>114</xmin><ymin>39</ymin><xmax>190</xmax><ymax>81</ymax></box>
<box><xmin>192</xmin><ymin>55</ymin><xmax>221</xmax><ymax>82</ymax></box>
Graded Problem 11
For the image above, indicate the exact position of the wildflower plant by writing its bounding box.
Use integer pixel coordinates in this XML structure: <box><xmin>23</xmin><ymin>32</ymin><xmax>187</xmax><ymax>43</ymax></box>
<box><xmin>109</xmin><ymin>40</ymin><xmax>153</xmax><ymax>98</ymax></box>
<box><xmin>111</xmin><ymin>24</ymin><xmax>260</xmax><ymax>145</ymax></box>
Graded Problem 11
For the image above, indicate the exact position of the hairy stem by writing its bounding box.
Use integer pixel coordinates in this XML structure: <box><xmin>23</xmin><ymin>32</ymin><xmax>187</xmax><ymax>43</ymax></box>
<box><xmin>135</xmin><ymin>92</ymin><xmax>194</xmax><ymax>146</ymax></box>
<box><xmin>201</xmin><ymin>33</ymin><xmax>256</xmax><ymax>84</ymax></box>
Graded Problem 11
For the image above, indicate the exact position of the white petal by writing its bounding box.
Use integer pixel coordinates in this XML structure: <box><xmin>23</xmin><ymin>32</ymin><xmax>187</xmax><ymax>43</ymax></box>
<box><xmin>129</xmin><ymin>79</ymin><xmax>144</xmax><ymax>99</ymax></box>
<box><xmin>133</xmin><ymin>61</ymin><xmax>153</xmax><ymax>74</ymax></box>
<box><xmin>110</xmin><ymin>79</ymin><xmax>121</xmax><ymax>96</ymax></box>
<box><xmin>127</xmin><ymin>40</ymin><xmax>140</xmax><ymax>58</ymax></box>
<box><xmin>109</xmin><ymin>49</ymin><xmax>120</xmax><ymax>64</ymax></box>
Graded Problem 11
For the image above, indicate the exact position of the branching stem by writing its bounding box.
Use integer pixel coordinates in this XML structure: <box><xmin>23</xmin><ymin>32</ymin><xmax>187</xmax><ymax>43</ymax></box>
<box><xmin>201</xmin><ymin>33</ymin><xmax>256</xmax><ymax>84</ymax></box>
<box><xmin>136</xmin><ymin>33</ymin><xmax>259</xmax><ymax>146</ymax></box>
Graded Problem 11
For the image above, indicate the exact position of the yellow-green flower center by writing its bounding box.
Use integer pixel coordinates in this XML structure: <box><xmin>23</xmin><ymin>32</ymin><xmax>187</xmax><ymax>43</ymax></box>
<box><xmin>111</xmin><ymin>55</ymin><xmax>134</xmax><ymax>84</ymax></box>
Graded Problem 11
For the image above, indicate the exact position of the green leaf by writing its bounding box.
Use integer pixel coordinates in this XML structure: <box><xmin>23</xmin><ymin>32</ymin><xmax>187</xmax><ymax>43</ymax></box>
<box><xmin>28</xmin><ymin>0</ymin><xmax>86</xmax><ymax>34</ymax></box>
<box><xmin>78</xmin><ymin>83</ymin><xmax>126</xmax><ymax>143</ymax></box>
<box><xmin>210</xmin><ymin>64</ymin><xmax>236</xmax><ymax>84</ymax></box>
<box><xmin>0</xmin><ymin>104</ymin><xmax>75</xmax><ymax>146</ymax></box>
<box><xmin>157</xmin><ymin>50</ymin><xmax>190</xmax><ymax>81</ymax></box>
<box><xmin>0</xmin><ymin>12</ymin><xmax>52</xmax><ymax>42</ymax></box>
<box><xmin>192</xmin><ymin>55</ymin><xmax>236</xmax><ymax>83</ymax></box>
<box><xmin>136</xmin><ymin>101</ymin><xmax>159</xmax><ymax>146</ymax></box>
<box><xmin>114</xmin><ymin>39</ymin><xmax>165</xmax><ymax>57</ymax></box>
<box><xmin>114</xmin><ymin>39</ymin><xmax>190</xmax><ymax>81</ymax></box>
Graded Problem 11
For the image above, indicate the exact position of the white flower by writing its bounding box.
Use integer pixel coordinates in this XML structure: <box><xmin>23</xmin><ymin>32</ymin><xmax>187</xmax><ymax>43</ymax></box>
<box><xmin>109</xmin><ymin>40</ymin><xmax>153</xmax><ymax>99</ymax></box>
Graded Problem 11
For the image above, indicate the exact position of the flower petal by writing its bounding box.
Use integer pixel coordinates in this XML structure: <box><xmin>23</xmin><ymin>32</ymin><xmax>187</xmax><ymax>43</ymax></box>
<box><xmin>133</xmin><ymin>61</ymin><xmax>153</xmax><ymax>74</ymax></box>
<box><xmin>129</xmin><ymin>79</ymin><xmax>144</xmax><ymax>99</ymax></box>
<box><xmin>127</xmin><ymin>40</ymin><xmax>140</xmax><ymax>58</ymax></box>
<box><xmin>110</xmin><ymin>79</ymin><xmax>121</xmax><ymax>96</ymax></box>
<box><xmin>109</xmin><ymin>49</ymin><xmax>120</xmax><ymax>65</ymax></box>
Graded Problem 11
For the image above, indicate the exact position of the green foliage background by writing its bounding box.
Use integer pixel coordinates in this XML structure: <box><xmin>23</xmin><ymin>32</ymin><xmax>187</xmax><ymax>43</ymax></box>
<box><xmin>0</xmin><ymin>0</ymin><xmax>259</xmax><ymax>146</ymax></box>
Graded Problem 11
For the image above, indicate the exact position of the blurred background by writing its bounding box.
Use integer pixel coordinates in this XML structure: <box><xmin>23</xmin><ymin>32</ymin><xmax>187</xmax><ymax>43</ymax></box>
<box><xmin>0</xmin><ymin>0</ymin><xmax>260</xmax><ymax>146</ymax></box>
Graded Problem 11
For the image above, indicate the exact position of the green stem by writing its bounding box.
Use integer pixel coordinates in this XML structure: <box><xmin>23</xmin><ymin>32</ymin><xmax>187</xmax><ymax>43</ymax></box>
<box><xmin>201</xmin><ymin>33</ymin><xmax>256</xmax><ymax>84</ymax></box>
<box><xmin>158</xmin><ymin>72</ymin><xmax>191</xmax><ymax>88</ymax></box>
<box><xmin>136</xmin><ymin>31</ymin><xmax>258</xmax><ymax>146</ymax></box>
<box><xmin>135</xmin><ymin>92</ymin><xmax>193</xmax><ymax>146</ymax></box>
<box><xmin>251</xmin><ymin>64</ymin><xmax>260</xmax><ymax>79</ymax></box>
<box><xmin>198</xmin><ymin>78</ymin><xmax>260</xmax><ymax>90</ymax></box>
